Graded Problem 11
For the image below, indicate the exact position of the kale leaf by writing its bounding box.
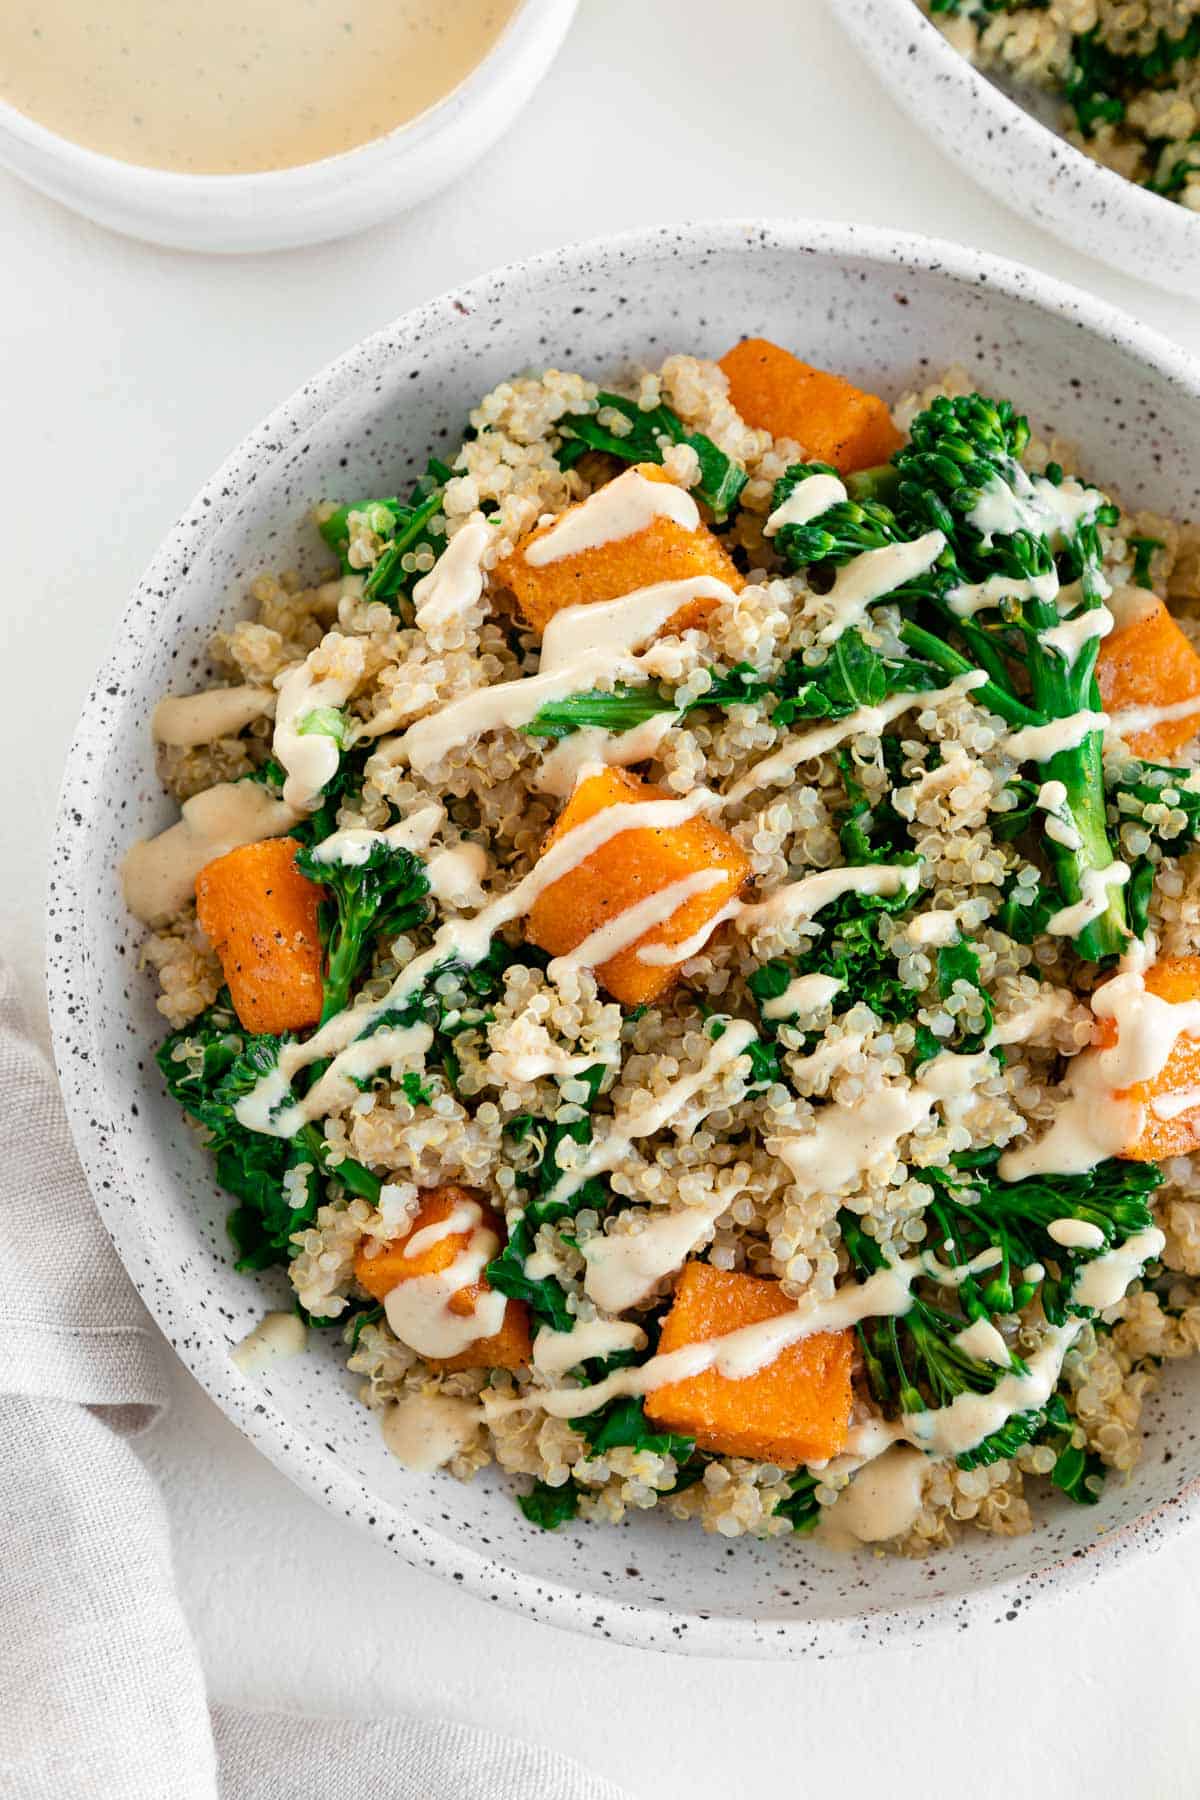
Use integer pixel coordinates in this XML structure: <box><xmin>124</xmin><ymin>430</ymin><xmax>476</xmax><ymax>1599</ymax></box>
<box><xmin>319</xmin><ymin>457</ymin><xmax>454</xmax><ymax>608</ymax></box>
<box><xmin>518</xmin><ymin>1479</ymin><xmax>580</xmax><ymax>1530</ymax></box>
<box><xmin>557</xmin><ymin>392</ymin><xmax>747</xmax><ymax>518</ymax></box>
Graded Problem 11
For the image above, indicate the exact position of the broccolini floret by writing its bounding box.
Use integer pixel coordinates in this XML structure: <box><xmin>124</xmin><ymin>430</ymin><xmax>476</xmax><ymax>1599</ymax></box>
<box><xmin>770</xmin><ymin>392</ymin><xmax>1128</xmax><ymax>961</ymax></box>
<box><xmin>294</xmin><ymin>839</ymin><xmax>430</xmax><ymax>1025</ymax></box>
<box><xmin>838</xmin><ymin>1150</ymin><xmax>1161</xmax><ymax>1487</ymax></box>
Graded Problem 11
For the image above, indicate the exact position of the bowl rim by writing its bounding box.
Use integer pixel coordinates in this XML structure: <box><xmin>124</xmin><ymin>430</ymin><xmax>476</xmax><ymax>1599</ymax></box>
<box><xmin>835</xmin><ymin>0</ymin><xmax>1199</xmax><ymax>290</ymax></box>
<box><xmin>47</xmin><ymin>216</ymin><xmax>1200</xmax><ymax>1658</ymax></box>
<box><xmin>0</xmin><ymin>0</ymin><xmax>567</xmax><ymax>200</ymax></box>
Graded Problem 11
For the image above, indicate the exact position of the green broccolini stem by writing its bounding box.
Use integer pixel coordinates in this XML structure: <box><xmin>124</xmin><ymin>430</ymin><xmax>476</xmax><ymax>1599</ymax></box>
<box><xmin>1019</xmin><ymin>593</ymin><xmax>1127</xmax><ymax>962</ymax></box>
<box><xmin>896</xmin><ymin>622</ymin><xmax>1040</xmax><ymax>727</ymax></box>
<box><xmin>296</xmin><ymin>1121</ymin><xmax>380</xmax><ymax>1205</ymax></box>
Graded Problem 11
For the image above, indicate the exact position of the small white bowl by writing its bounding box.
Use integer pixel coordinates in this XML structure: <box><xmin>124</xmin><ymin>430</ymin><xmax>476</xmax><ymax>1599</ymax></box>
<box><xmin>835</xmin><ymin>0</ymin><xmax>1200</xmax><ymax>297</ymax></box>
<box><xmin>48</xmin><ymin>221</ymin><xmax>1200</xmax><ymax>1656</ymax></box>
<box><xmin>0</xmin><ymin>0</ymin><xmax>575</xmax><ymax>254</ymax></box>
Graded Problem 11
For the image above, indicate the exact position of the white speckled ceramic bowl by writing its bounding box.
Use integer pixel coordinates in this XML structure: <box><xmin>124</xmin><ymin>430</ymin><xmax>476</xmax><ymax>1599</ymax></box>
<box><xmin>835</xmin><ymin>0</ymin><xmax>1200</xmax><ymax>298</ymax></box>
<box><xmin>0</xmin><ymin>0</ymin><xmax>575</xmax><ymax>253</ymax></box>
<box><xmin>48</xmin><ymin>221</ymin><xmax>1200</xmax><ymax>1656</ymax></box>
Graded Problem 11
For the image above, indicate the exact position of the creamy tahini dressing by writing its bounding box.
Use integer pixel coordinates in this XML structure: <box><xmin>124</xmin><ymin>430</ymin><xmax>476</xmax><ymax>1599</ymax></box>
<box><xmin>635</xmin><ymin>862</ymin><xmax>919</xmax><ymax>969</ymax></box>
<box><xmin>905</xmin><ymin>1228</ymin><xmax>1163</xmax><ymax>1456</ymax></box>
<box><xmin>766</xmin><ymin>1049</ymin><xmax>992</xmax><ymax>1199</ymax></box>
<box><xmin>121</xmin><ymin>780</ymin><xmax>299</xmax><ymax>924</ymax></box>
<box><xmin>309</xmin><ymin>803</ymin><xmax>445</xmax><ymax>868</ymax></box>
<box><xmin>584</xmin><ymin>1197</ymin><xmax>734</xmax><ymax>1312</ymax></box>
<box><xmin>805</xmin><ymin>532</ymin><xmax>945</xmax><ymax>645</ymax></box>
<box><xmin>2</xmin><ymin>0</ymin><xmax>520</xmax><ymax>175</ymax></box>
<box><xmin>904</xmin><ymin>910</ymin><xmax>960</xmax><ymax>948</ymax></box>
<box><xmin>1107</xmin><ymin>695</ymin><xmax>1200</xmax><ymax>740</ymax></box>
<box><xmin>760</xmin><ymin>971</ymin><xmax>844</xmax><ymax>1021</ymax></box>
<box><xmin>381</xmin><ymin>1196</ymin><xmax>507</xmax><ymax>1359</ymax></box>
<box><xmin>425</xmin><ymin>842</ymin><xmax>490</xmax><ymax>909</ymax></box>
<box><xmin>1000</xmin><ymin>710</ymin><xmax>1108</xmax><ymax>763</ymax></box>
<box><xmin>1048</xmin><ymin>1218</ymin><xmax>1106</xmax><ymax>1251</ymax></box>
<box><xmin>945</xmin><ymin>571</ymin><xmax>1060</xmax><ymax>617</ymax></box>
<box><xmin>273</xmin><ymin>635</ymin><xmax>367</xmax><ymax>812</ymax></box>
<box><xmin>379</xmin><ymin>575</ymin><xmax>735</xmax><ymax>778</ymax></box>
<box><xmin>523</xmin><ymin>468</ymin><xmax>700</xmax><ymax>565</ymax></box>
<box><xmin>401</xmin><ymin>1199</ymin><xmax>482</xmax><ymax>1260</ymax></box>
<box><xmin>1041</xmin><ymin>604</ymin><xmax>1113</xmax><ymax>666</ymax></box>
<box><xmin>966</xmin><ymin>470</ymin><xmax>1103</xmax><ymax>547</ymax></box>
<box><xmin>533</xmin><ymin>711</ymin><xmax>678</xmax><ymax>799</ymax></box>
<box><xmin>1151</xmin><ymin>1085</ymin><xmax>1200</xmax><ymax>1121</ymax></box>
<box><xmin>382</xmin><ymin>1393</ymin><xmax>483</xmax><ymax>1473</ymax></box>
<box><xmin>151</xmin><ymin>684</ymin><xmax>275</xmax><ymax>748</ymax></box>
<box><xmin>725</xmin><ymin>672</ymin><xmax>988</xmax><ymax>806</ymax></box>
<box><xmin>549</xmin><ymin>869</ymin><xmax>728</xmax><ymax>979</ymax></box>
<box><xmin>1000</xmin><ymin>945</ymin><xmax>1200</xmax><ymax>1178</ymax></box>
<box><xmin>1071</xmin><ymin>1227</ymin><xmax>1163</xmax><ymax>1312</ymax></box>
<box><xmin>532</xmin><ymin>1318</ymin><xmax>647</xmax><ymax>1379</ymax></box>
<box><xmin>733</xmin><ymin>863</ymin><xmax>921</xmax><ymax>937</ymax></box>
<box><xmin>490</xmin><ymin>1010</ymin><xmax>618</xmax><ymax>1087</ymax></box>
<box><xmin>767</xmin><ymin>1083</ymin><xmax>931</xmax><ymax>1198</ymax></box>
<box><xmin>816</xmin><ymin>1445</ymin><xmax>928</xmax><ymax>1548</ymax></box>
<box><xmin>1044</xmin><ymin>862</ymin><xmax>1130</xmax><ymax>938</ymax></box>
<box><xmin>953</xmin><ymin>1317</ymin><xmax>1011</xmax><ymax>1365</ymax></box>
<box><xmin>987</xmin><ymin>985</ymin><xmax>1078</xmax><ymax>1048</ymax></box>
<box><xmin>295</xmin><ymin>1022</ymin><xmax>435</xmax><ymax>1125</ymax></box>
<box><xmin>763</xmin><ymin>473</ymin><xmax>848</xmax><ymax>537</ymax></box>
<box><xmin>1036</xmin><ymin>779</ymin><xmax>1082</xmax><ymax>852</ymax></box>
<box><xmin>230</xmin><ymin>1310</ymin><xmax>306</xmax><ymax>1376</ymax></box>
<box><xmin>787</xmin><ymin>1034</ymin><xmax>866</xmax><ymax>1091</ymax></box>
<box><xmin>413</xmin><ymin>518</ymin><xmax>491</xmax><ymax>633</ymax></box>
<box><xmin>545</xmin><ymin>1019</ymin><xmax>759</xmax><ymax>1211</ymax></box>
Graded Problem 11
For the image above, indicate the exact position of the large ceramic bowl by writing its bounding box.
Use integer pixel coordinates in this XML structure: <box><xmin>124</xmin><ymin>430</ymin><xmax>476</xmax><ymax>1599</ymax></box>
<box><xmin>836</xmin><ymin>0</ymin><xmax>1200</xmax><ymax>298</ymax></box>
<box><xmin>0</xmin><ymin>0</ymin><xmax>575</xmax><ymax>253</ymax></box>
<box><xmin>47</xmin><ymin>221</ymin><xmax>1200</xmax><ymax>1657</ymax></box>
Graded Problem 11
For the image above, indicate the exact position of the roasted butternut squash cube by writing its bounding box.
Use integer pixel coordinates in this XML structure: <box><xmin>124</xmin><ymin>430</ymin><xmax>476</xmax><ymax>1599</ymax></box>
<box><xmin>195</xmin><ymin>836</ymin><xmax>323</xmax><ymax>1035</ymax></box>
<box><xmin>1097</xmin><ymin>956</ymin><xmax>1200</xmax><ymax>1161</ymax></box>
<box><xmin>719</xmin><ymin>337</ymin><xmax>904</xmax><ymax>475</ymax></box>
<box><xmin>495</xmin><ymin>463</ymin><xmax>743</xmax><ymax>637</ymax></box>
<box><xmin>645</xmin><ymin>1262</ymin><xmax>854</xmax><ymax>1463</ymax></box>
<box><xmin>1096</xmin><ymin>592</ymin><xmax>1200</xmax><ymax>759</ymax></box>
<box><xmin>526</xmin><ymin>767</ymin><xmax>749</xmax><ymax>1006</ymax></box>
<box><xmin>354</xmin><ymin>1183</ymin><xmax>531</xmax><ymax>1372</ymax></box>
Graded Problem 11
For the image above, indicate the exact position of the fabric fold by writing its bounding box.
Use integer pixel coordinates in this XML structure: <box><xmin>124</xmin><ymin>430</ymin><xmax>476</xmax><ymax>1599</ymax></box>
<box><xmin>0</xmin><ymin>960</ymin><xmax>633</xmax><ymax>1800</ymax></box>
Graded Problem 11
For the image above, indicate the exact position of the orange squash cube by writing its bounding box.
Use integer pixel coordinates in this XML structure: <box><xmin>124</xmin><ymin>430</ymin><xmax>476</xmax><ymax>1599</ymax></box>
<box><xmin>719</xmin><ymin>337</ymin><xmax>904</xmax><ymax>475</ymax></box>
<box><xmin>645</xmin><ymin>1262</ymin><xmax>854</xmax><ymax>1464</ymax></box>
<box><xmin>195</xmin><ymin>836</ymin><xmax>323</xmax><ymax>1035</ymax></box>
<box><xmin>526</xmin><ymin>767</ymin><xmax>749</xmax><ymax>1007</ymax></box>
<box><xmin>495</xmin><ymin>463</ymin><xmax>743</xmax><ymax>637</ymax></box>
<box><xmin>354</xmin><ymin>1183</ymin><xmax>531</xmax><ymax>1372</ymax></box>
<box><xmin>1096</xmin><ymin>956</ymin><xmax>1200</xmax><ymax>1161</ymax></box>
<box><xmin>1096</xmin><ymin>593</ymin><xmax>1200</xmax><ymax>759</ymax></box>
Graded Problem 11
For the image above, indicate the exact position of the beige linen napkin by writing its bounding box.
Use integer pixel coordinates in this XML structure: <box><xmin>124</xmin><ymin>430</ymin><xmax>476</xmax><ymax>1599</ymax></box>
<box><xmin>0</xmin><ymin>963</ymin><xmax>633</xmax><ymax>1800</ymax></box>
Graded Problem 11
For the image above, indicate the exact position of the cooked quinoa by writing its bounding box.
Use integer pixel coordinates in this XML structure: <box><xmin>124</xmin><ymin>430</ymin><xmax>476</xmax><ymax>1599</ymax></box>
<box><xmin>125</xmin><ymin>342</ymin><xmax>1200</xmax><ymax>1556</ymax></box>
<box><xmin>923</xmin><ymin>0</ymin><xmax>1200</xmax><ymax>207</ymax></box>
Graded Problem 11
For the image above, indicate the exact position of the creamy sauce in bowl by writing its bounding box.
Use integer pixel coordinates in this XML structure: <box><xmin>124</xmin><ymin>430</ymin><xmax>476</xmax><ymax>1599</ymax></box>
<box><xmin>1</xmin><ymin>0</ymin><xmax>520</xmax><ymax>174</ymax></box>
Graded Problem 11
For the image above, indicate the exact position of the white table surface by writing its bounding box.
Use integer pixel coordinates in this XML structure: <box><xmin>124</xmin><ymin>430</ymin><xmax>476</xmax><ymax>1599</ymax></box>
<box><xmin>4</xmin><ymin>2</ymin><xmax>1199</xmax><ymax>1794</ymax></box>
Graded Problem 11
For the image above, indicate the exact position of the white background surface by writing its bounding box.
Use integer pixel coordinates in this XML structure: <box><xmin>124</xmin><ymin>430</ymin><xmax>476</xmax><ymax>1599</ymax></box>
<box><xmin>3</xmin><ymin>3</ymin><xmax>1200</xmax><ymax>1795</ymax></box>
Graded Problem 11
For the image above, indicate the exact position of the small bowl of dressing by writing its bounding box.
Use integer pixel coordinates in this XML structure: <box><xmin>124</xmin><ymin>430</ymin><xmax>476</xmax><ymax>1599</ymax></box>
<box><xmin>0</xmin><ymin>0</ymin><xmax>576</xmax><ymax>252</ymax></box>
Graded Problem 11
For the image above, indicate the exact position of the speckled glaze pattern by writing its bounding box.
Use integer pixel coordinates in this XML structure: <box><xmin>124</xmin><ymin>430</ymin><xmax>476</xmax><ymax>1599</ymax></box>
<box><xmin>46</xmin><ymin>221</ymin><xmax>1200</xmax><ymax>1658</ymax></box>
<box><xmin>835</xmin><ymin>0</ymin><xmax>1200</xmax><ymax>299</ymax></box>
